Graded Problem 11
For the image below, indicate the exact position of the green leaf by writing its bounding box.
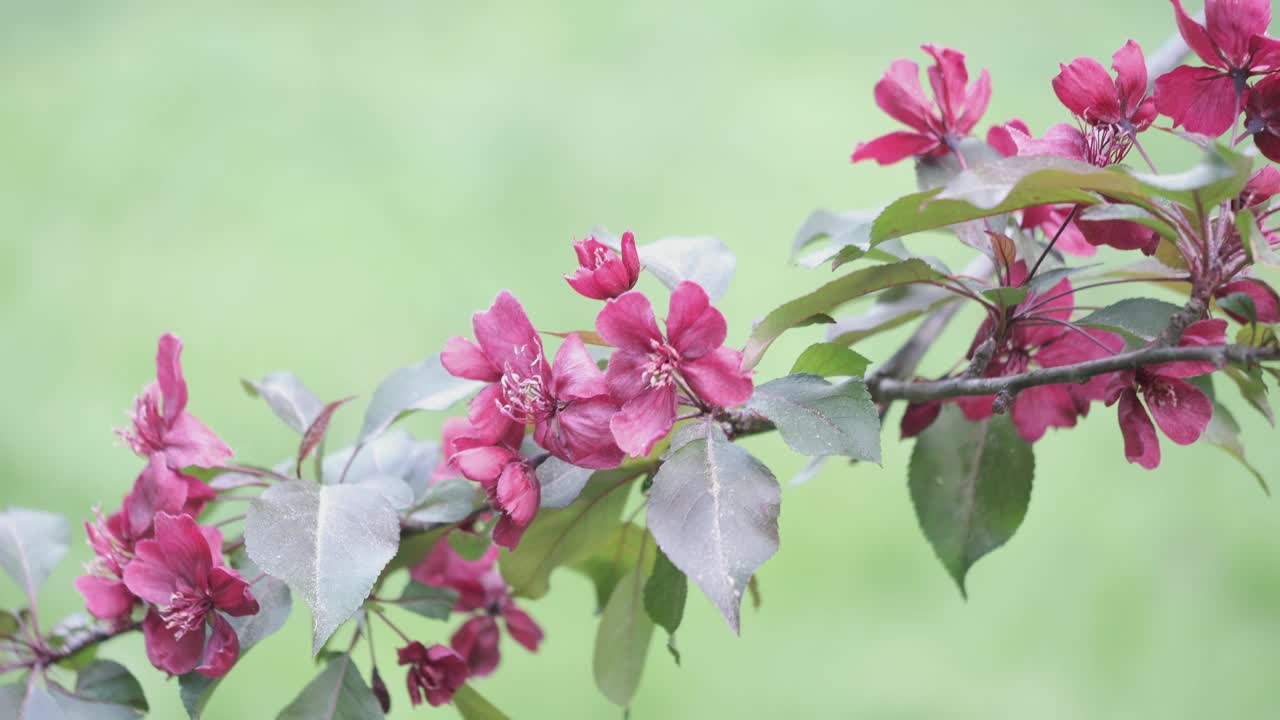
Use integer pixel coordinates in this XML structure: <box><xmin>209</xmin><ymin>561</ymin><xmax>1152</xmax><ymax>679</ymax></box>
<box><xmin>633</xmin><ymin>234</ymin><xmax>736</xmax><ymax>302</ymax></box>
<box><xmin>1126</xmin><ymin>144</ymin><xmax>1251</xmax><ymax>211</ymax></box>
<box><xmin>745</xmin><ymin>374</ymin><xmax>881</xmax><ymax>461</ymax></box>
<box><xmin>593</xmin><ymin>538</ymin><xmax>656</xmax><ymax>707</ymax></box>
<box><xmin>871</xmin><ymin>155</ymin><xmax>1147</xmax><ymax>244</ymax></box>
<box><xmin>789</xmin><ymin>343</ymin><xmax>871</xmax><ymax>377</ymax></box>
<box><xmin>0</xmin><ymin>507</ymin><xmax>70</xmax><ymax>600</ymax></box>
<box><xmin>742</xmin><ymin>259</ymin><xmax>940</xmax><ymax>369</ymax></box>
<box><xmin>228</xmin><ymin>548</ymin><xmax>293</xmax><ymax>649</ymax></box>
<box><xmin>791</xmin><ymin>208</ymin><xmax>878</xmax><ymax>264</ymax></box>
<box><xmin>1078</xmin><ymin>298</ymin><xmax>1183</xmax><ymax>342</ymax></box>
<box><xmin>643</xmin><ymin>546</ymin><xmax>687</xmax><ymax>665</ymax></box>
<box><xmin>500</xmin><ymin>470</ymin><xmax>634</xmax><ymax>598</ymax></box>
<box><xmin>396</xmin><ymin>581</ymin><xmax>458</xmax><ymax>621</ymax></box>
<box><xmin>908</xmin><ymin>407</ymin><xmax>1034</xmax><ymax>596</ymax></box>
<box><xmin>828</xmin><ymin>291</ymin><xmax>957</xmax><ymax>346</ymax></box>
<box><xmin>278</xmin><ymin>654</ymin><xmax>383</xmax><ymax>720</ymax></box>
<box><xmin>245</xmin><ymin>480</ymin><xmax>401</xmax><ymax>654</ymax></box>
<box><xmin>0</xmin><ymin>609</ymin><xmax>18</xmax><ymax>636</ymax></box>
<box><xmin>449</xmin><ymin>526</ymin><xmax>492</xmax><ymax>560</ymax></box>
<box><xmin>572</xmin><ymin>523</ymin><xmax>649</xmax><ymax>612</ymax></box>
<box><xmin>1202</xmin><ymin>402</ymin><xmax>1269</xmax><ymax>494</ymax></box>
<box><xmin>535</xmin><ymin>457</ymin><xmax>595</xmax><ymax>509</ymax></box>
<box><xmin>75</xmin><ymin>660</ymin><xmax>148</xmax><ymax>713</ymax></box>
<box><xmin>453</xmin><ymin>684</ymin><xmax>510</xmax><ymax>720</ymax></box>
<box><xmin>647</xmin><ymin>431</ymin><xmax>780</xmax><ymax>633</ymax></box>
<box><xmin>242</xmin><ymin>371</ymin><xmax>324</xmax><ymax>434</ymax></box>
<box><xmin>23</xmin><ymin>681</ymin><xmax>144</xmax><ymax>720</ymax></box>
<box><xmin>981</xmin><ymin>286</ymin><xmax>1028</xmax><ymax>308</ymax></box>
<box><xmin>1238</xmin><ymin>208</ymin><xmax>1280</xmax><ymax>268</ymax></box>
<box><xmin>1218</xmin><ymin>293</ymin><xmax>1258</xmax><ymax>325</ymax></box>
<box><xmin>407</xmin><ymin>478</ymin><xmax>481</xmax><ymax>524</ymax></box>
<box><xmin>1224</xmin><ymin>365</ymin><xmax>1274</xmax><ymax>425</ymax></box>
<box><xmin>915</xmin><ymin>137</ymin><xmax>1003</xmax><ymax>191</ymax></box>
<box><xmin>359</xmin><ymin>355</ymin><xmax>483</xmax><ymax>443</ymax></box>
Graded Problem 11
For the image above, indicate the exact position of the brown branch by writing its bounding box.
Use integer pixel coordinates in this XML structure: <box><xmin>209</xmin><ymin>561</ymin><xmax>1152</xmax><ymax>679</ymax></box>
<box><xmin>868</xmin><ymin>344</ymin><xmax>1277</xmax><ymax>403</ymax></box>
<box><xmin>2</xmin><ymin>622</ymin><xmax>139</xmax><ymax>674</ymax></box>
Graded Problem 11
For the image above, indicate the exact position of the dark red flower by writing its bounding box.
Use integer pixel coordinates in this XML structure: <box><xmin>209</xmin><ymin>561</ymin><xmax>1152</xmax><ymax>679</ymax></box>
<box><xmin>1105</xmin><ymin>320</ymin><xmax>1224</xmax><ymax>469</ymax></box>
<box><xmin>1155</xmin><ymin>0</ymin><xmax>1280</xmax><ymax>136</ymax></box>
<box><xmin>852</xmin><ymin>45</ymin><xmax>991</xmax><ymax>165</ymax></box>
<box><xmin>74</xmin><ymin>510</ymin><xmax>137</xmax><ymax>623</ymax></box>
<box><xmin>119</xmin><ymin>334</ymin><xmax>232</xmax><ymax>471</ymax></box>
<box><xmin>1216</xmin><ymin>277</ymin><xmax>1280</xmax><ymax>323</ymax></box>
<box><xmin>449</xmin><ymin>443</ymin><xmax>540</xmax><ymax>550</ymax></box>
<box><xmin>566</xmin><ymin>231</ymin><xmax>641</xmax><ymax>300</ymax></box>
<box><xmin>1244</xmin><ymin>73</ymin><xmax>1280</xmax><ymax>161</ymax></box>
<box><xmin>442</xmin><ymin>292</ymin><xmax>623</xmax><ymax>469</ymax></box>
<box><xmin>411</xmin><ymin>538</ymin><xmax>543</xmax><ymax>676</ymax></box>
<box><xmin>595</xmin><ymin>281</ymin><xmax>753</xmax><ymax>457</ymax></box>
<box><xmin>1237</xmin><ymin>165</ymin><xmax>1280</xmax><ymax>208</ymax></box>
<box><xmin>1053</xmin><ymin>40</ymin><xmax>1156</xmax><ymax>132</ymax></box>
<box><xmin>397</xmin><ymin>642</ymin><xmax>469</xmax><ymax>707</ymax></box>
<box><xmin>122</xmin><ymin>513</ymin><xmax>259</xmax><ymax>678</ymax></box>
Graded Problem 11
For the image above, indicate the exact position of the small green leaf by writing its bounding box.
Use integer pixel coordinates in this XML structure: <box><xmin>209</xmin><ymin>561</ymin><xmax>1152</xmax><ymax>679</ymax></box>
<box><xmin>572</xmin><ymin>523</ymin><xmax>649</xmax><ymax>612</ymax></box>
<box><xmin>743</xmin><ymin>259</ymin><xmax>940</xmax><ymax>369</ymax></box>
<box><xmin>1078</xmin><ymin>298</ymin><xmax>1183</xmax><ymax>342</ymax></box>
<box><xmin>408</xmin><ymin>478</ymin><xmax>481</xmax><ymax>524</ymax></box>
<box><xmin>981</xmin><ymin>286</ymin><xmax>1029</xmax><ymax>308</ymax></box>
<box><xmin>396</xmin><ymin>582</ymin><xmax>458</xmax><ymax>621</ymax></box>
<box><xmin>278</xmin><ymin>654</ymin><xmax>383</xmax><ymax>720</ymax></box>
<box><xmin>908</xmin><ymin>407</ymin><xmax>1034</xmax><ymax>596</ymax></box>
<box><xmin>1218</xmin><ymin>293</ymin><xmax>1259</xmax><ymax>325</ymax></box>
<box><xmin>593</xmin><ymin>538</ymin><xmax>656</xmax><ymax>707</ymax></box>
<box><xmin>449</xmin><ymin>527</ymin><xmax>493</xmax><ymax>561</ymax></box>
<box><xmin>746</xmin><ymin>374</ymin><xmax>881</xmax><ymax>461</ymax></box>
<box><xmin>75</xmin><ymin>660</ymin><xmax>148</xmax><ymax>712</ymax></box>
<box><xmin>1127</xmin><ymin>144</ymin><xmax>1251</xmax><ymax>212</ymax></box>
<box><xmin>1202</xmin><ymin>402</ymin><xmax>1269</xmax><ymax>494</ymax></box>
<box><xmin>1238</xmin><ymin>208</ymin><xmax>1280</xmax><ymax>268</ymax></box>
<box><xmin>453</xmin><ymin>684</ymin><xmax>511</xmax><ymax>720</ymax></box>
<box><xmin>789</xmin><ymin>343</ymin><xmax>871</xmax><ymax>377</ymax></box>
<box><xmin>643</xmin><ymin>546</ymin><xmax>687</xmax><ymax>666</ymax></box>
<box><xmin>0</xmin><ymin>507</ymin><xmax>70</xmax><ymax>600</ymax></box>
<box><xmin>242</xmin><ymin>371</ymin><xmax>324</xmax><ymax>434</ymax></box>
<box><xmin>1224</xmin><ymin>365</ymin><xmax>1274</xmax><ymax>425</ymax></box>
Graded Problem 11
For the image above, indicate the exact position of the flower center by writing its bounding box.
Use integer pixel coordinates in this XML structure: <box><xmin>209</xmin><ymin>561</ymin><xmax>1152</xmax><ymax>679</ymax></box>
<box><xmin>1142</xmin><ymin>379</ymin><xmax>1178</xmax><ymax>409</ymax></box>
<box><xmin>160</xmin><ymin>590</ymin><xmax>213</xmax><ymax>639</ymax></box>
<box><xmin>496</xmin><ymin>344</ymin><xmax>552</xmax><ymax>423</ymax></box>
<box><xmin>642</xmin><ymin>340</ymin><xmax>682</xmax><ymax>389</ymax></box>
<box><xmin>591</xmin><ymin>246</ymin><xmax>614</xmax><ymax>269</ymax></box>
<box><xmin>1081</xmin><ymin>123</ymin><xmax>1133</xmax><ymax>167</ymax></box>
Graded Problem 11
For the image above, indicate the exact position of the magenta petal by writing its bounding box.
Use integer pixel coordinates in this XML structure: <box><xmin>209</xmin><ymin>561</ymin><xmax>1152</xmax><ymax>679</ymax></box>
<box><xmin>551</xmin><ymin>334</ymin><xmax>608</xmax><ymax>401</ymax></box>
<box><xmin>124</xmin><ymin>456</ymin><xmax>190</xmax><ymax>539</ymax></box>
<box><xmin>471</xmin><ymin>291</ymin><xmax>540</xmax><ymax>371</ymax></box>
<box><xmin>465</xmin><ymin>383</ymin><xmax>523</xmax><ymax>448</ymax></box>
<box><xmin>1118</xmin><ymin>388</ymin><xmax>1161</xmax><ymax>469</ymax></box>
<box><xmin>957</xmin><ymin>393</ymin><xmax>995</xmax><ymax>421</ymax></box>
<box><xmin>196</xmin><ymin>613</ymin><xmax>240</xmax><ymax>678</ymax></box>
<box><xmin>1014</xmin><ymin>123</ymin><xmax>1087</xmax><ymax>160</ymax></box>
<box><xmin>610</xmin><ymin>385</ymin><xmax>678</xmax><ymax>457</ymax></box>
<box><xmin>680</xmin><ymin>346</ymin><xmax>754</xmax><ymax>408</ymax></box>
<box><xmin>442</xmin><ymin>337</ymin><xmax>501</xmax><ymax>382</ymax></box>
<box><xmin>1077</xmin><ymin>217</ymin><xmax>1158</xmax><ymax>253</ymax></box>
<box><xmin>451</xmin><ymin>615</ymin><xmax>502</xmax><ymax>677</ymax></box>
<box><xmin>603</xmin><ymin>349</ymin><xmax>650</xmax><ymax>404</ymax></box>
<box><xmin>1205</xmin><ymin>0</ymin><xmax>1270</xmax><ymax>65</ymax></box>
<box><xmin>1010</xmin><ymin>384</ymin><xmax>1078</xmax><ymax>442</ymax></box>
<box><xmin>208</xmin><ymin>566</ymin><xmax>259</xmax><ymax>616</ymax></box>
<box><xmin>957</xmin><ymin>69</ymin><xmax>991</xmax><ymax>134</ymax></box>
<box><xmin>1154</xmin><ymin>65</ymin><xmax>1240</xmax><ymax>136</ymax></box>
<box><xmin>565</xmin><ymin>269</ymin><xmax>610</xmax><ymax>301</ymax></box>
<box><xmin>162</xmin><ymin>411</ymin><xmax>233</xmax><ymax>469</ymax></box>
<box><xmin>1112</xmin><ymin>40</ymin><xmax>1149</xmax><ymax>117</ymax></box>
<box><xmin>1219</xmin><ymin>279</ymin><xmax>1280</xmax><ymax>323</ymax></box>
<box><xmin>666</xmin><ymin>281</ymin><xmax>727</xmax><ymax>359</ymax></box>
<box><xmin>851</xmin><ymin>131</ymin><xmax>939</xmax><ymax>165</ymax></box>
<box><xmin>156</xmin><ymin>333</ymin><xmax>189</xmax><ymax>421</ymax></box>
<box><xmin>923</xmin><ymin>44</ymin><xmax>970</xmax><ymax>126</ymax></box>
<box><xmin>900</xmin><ymin>400</ymin><xmax>942</xmax><ymax>439</ymax></box>
<box><xmin>142</xmin><ymin>609</ymin><xmax>205</xmax><ymax>676</ymax></box>
<box><xmin>620</xmin><ymin>231</ymin><xmax>641</xmax><ymax>284</ymax></box>
<box><xmin>495</xmin><ymin>463</ymin><xmax>539</xmax><ymax>531</ymax></box>
<box><xmin>1053</xmin><ymin>56</ymin><xmax>1121</xmax><ymax>121</ymax></box>
<box><xmin>502</xmin><ymin>604</ymin><xmax>544</xmax><ymax>652</ymax></box>
<box><xmin>1153</xmin><ymin>318</ymin><xmax>1228</xmax><ymax>378</ymax></box>
<box><xmin>1143</xmin><ymin>376</ymin><xmax>1213</xmax><ymax>445</ymax></box>
<box><xmin>537</xmin><ymin>396</ymin><xmax>624</xmax><ymax>470</ymax></box>
<box><xmin>75</xmin><ymin>576</ymin><xmax>135</xmax><ymax>621</ymax></box>
<box><xmin>595</xmin><ymin>292</ymin><xmax>662</xmax><ymax>353</ymax></box>
<box><xmin>1171</xmin><ymin>0</ymin><xmax>1227</xmax><ymax>67</ymax></box>
<box><xmin>872</xmin><ymin>59</ymin><xmax>934</xmax><ymax>133</ymax></box>
<box><xmin>452</xmin><ymin>444</ymin><xmax>519</xmax><ymax>485</ymax></box>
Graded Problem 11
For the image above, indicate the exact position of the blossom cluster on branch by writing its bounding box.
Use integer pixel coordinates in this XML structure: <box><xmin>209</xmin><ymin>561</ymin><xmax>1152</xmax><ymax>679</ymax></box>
<box><xmin>2</xmin><ymin>1</ymin><xmax>1279</xmax><ymax>717</ymax></box>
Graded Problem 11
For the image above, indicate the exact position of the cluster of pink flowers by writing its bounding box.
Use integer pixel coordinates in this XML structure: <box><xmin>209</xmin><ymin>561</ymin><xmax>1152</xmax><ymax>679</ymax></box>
<box><xmin>75</xmin><ymin>334</ymin><xmax>258</xmax><ymax>679</ymax></box>
<box><xmin>436</xmin><ymin>231</ymin><xmax>753</xmax><ymax>548</ymax></box>
<box><xmin>857</xmin><ymin>0</ymin><xmax>1280</xmax><ymax>470</ymax></box>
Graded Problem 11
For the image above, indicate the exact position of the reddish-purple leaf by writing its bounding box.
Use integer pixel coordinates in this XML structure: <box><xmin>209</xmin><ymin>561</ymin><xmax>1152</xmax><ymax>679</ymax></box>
<box><xmin>297</xmin><ymin>397</ymin><xmax>355</xmax><ymax>477</ymax></box>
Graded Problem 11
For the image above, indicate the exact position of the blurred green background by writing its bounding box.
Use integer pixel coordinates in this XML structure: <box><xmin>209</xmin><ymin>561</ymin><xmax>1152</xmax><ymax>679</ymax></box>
<box><xmin>3</xmin><ymin>1</ymin><xmax>1279</xmax><ymax>718</ymax></box>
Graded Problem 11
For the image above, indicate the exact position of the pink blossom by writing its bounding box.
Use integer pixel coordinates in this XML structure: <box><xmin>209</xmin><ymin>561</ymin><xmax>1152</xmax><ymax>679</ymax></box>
<box><xmin>1155</xmin><ymin>0</ymin><xmax>1280</xmax><ymax>136</ymax></box>
<box><xmin>1238</xmin><ymin>165</ymin><xmax>1280</xmax><ymax>207</ymax></box>
<box><xmin>899</xmin><ymin>399</ymin><xmax>942</xmax><ymax>439</ymax></box>
<box><xmin>412</xmin><ymin>538</ymin><xmax>543</xmax><ymax>676</ymax></box>
<box><xmin>121</xmin><ymin>455</ymin><xmax>216</xmax><ymax>540</ymax></box>
<box><xmin>441</xmin><ymin>292</ymin><xmax>623</xmax><ymax>469</ymax></box>
<box><xmin>1244</xmin><ymin>73</ymin><xmax>1280</xmax><ymax>162</ymax></box>
<box><xmin>397</xmin><ymin>642</ymin><xmax>469</xmax><ymax>707</ymax></box>
<box><xmin>1105</xmin><ymin>320</ymin><xmax>1224</xmax><ymax>469</ymax></box>
<box><xmin>852</xmin><ymin>45</ymin><xmax>991</xmax><ymax>165</ymax></box>
<box><xmin>450</xmin><ymin>444</ymin><xmax>540</xmax><ymax>550</ymax></box>
<box><xmin>74</xmin><ymin>510</ymin><xmax>137</xmax><ymax>623</ymax></box>
<box><xmin>595</xmin><ymin>281</ymin><xmax>753</xmax><ymax>457</ymax></box>
<box><xmin>119</xmin><ymin>334</ymin><xmax>232</xmax><ymax>470</ymax></box>
<box><xmin>565</xmin><ymin>231</ymin><xmax>642</xmax><ymax>300</ymax></box>
<box><xmin>122</xmin><ymin>513</ymin><xmax>259</xmax><ymax>678</ymax></box>
<box><xmin>1052</xmin><ymin>40</ymin><xmax>1156</xmax><ymax>132</ymax></box>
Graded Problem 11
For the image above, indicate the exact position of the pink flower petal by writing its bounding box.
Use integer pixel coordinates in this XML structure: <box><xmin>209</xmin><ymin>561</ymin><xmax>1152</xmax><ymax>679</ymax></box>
<box><xmin>620</xmin><ymin>231</ymin><xmax>641</xmax><ymax>283</ymax></box>
<box><xmin>452</xmin><ymin>444</ymin><xmax>520</xmax><ymax>486</ymax></box>
<box><xmin>142</xmin><ymin>609</ymin><xmax>206</xmax><ymax>676</ymax></box>
<box><xmin>1118</xmin><ymin>388</ymin><xmax>1162</xmax><ymax>469</ymax></box>
<box><xmin>1143</xmin><ymin>376</ymin><xmax>1212</xmax><ymax>445</ymax></box>
<box><xmin>1053</xmin><ymin>56</ymin><xmax>1121</xmax><ymax>122</ymax></box>
<box><xmin>161</xmin><ymin>411</ymin><xmax>233</xmax><ymax>469</ymax></box>
<box><xmin>471</xmin><ymin>291</ymin><xmax>542</xmax><ymax>372</ymax></box>
<box><xmin>208</xmin><ymin>566</ymin><xmax>259</xmax><ymax>616</ymax></box>
<box><xmin>75</xmin><ymin>576</ymin><xmax>135</xmax><ymax>621</ymax></box>
<box><xmin>1154</xmin><ymin>65</ymin><xmax>1240</xmax><ymax>136</ymax></box>
<box><xmin>450</xmin><ymin>615</ymin><xmax>502</xmax><ymax>677</ymax></box>
<box><xmin>1112</xmin><ymin>40</ymin><xmax>1149</xmax><ymax>119</ymax></box>
<box><xmin>1218</xmin><ymin>278</ymin><xmax>1280</xmax><ymax>323</ymax></box>
<box><xmin>610</xmin><ymin>385</ymin><xmax>678</xmax><ymax>458</ymax></box>
<box><xmin>872</xmin><ymin>59</ymin><xmax>934</xmax><ymax>133</ymax></box>
<box><xmin>957</xmin><ymin>69</ymin><xmax>991</xmax><ymax>134</ymax></box>
<box><xmin>1171</xmin><ymin>0</ymin><xmax>1228</xmax><ymax>67</ymax></box>
<box><xmin>1205</xmin><ymin>0</ymin><xmax>1271</xmax><ymax>66</ymax></box>
<box><xmin>536</xmin><ymin>396</ymin><xmax>624</xmax><ymax>470</ymax></box>
<box><xmin>550</xmin><ymin>334</ymin><xmax>608</xmax><ymax>401</ymax></box>
<box><xmin>851</xmin><ymin>131</ymin><xmax>939</xmax><ymax>165</ymax></box>
<box><xmin>442</xmin><ymin>337</ymin><xmax>501</xmax><ymax>382</ymax></box>
<box><xmin>666</xmin><ymin>281</ymin><xmax>727</xmax><ymax>359</ymax></box>
<box><xmin>124</xmin><ymin>513</ymin><xmax>212</xmax><ymax>605</ymax></box>
<box><xmin>495</xmin><ymin>462</ymin><xmax>539</xmax><ymax>531</ymax></box>
<box><xmin>502</xmin><ymin>604</ymin><xmax>544</xmax><ymax>652</ymax></box>
<box><xmin>1011</xmin><ymin>384</ymin><xmax>1079</xmax><ymax>442</ymax></box>
<box><xmin>156</xmin><ymin>333</ymin><xmax>189</xmax><ymax>422</ymax></box>
<box><xmin>1153</xmin><ymin>318</ymin><xmax>1228</xmax><ymax>378</ymax></box>
<box><xmin>900</xmin><ymin>400</ymin><xmax>942</xmax><ymax>438</ymax></box>
<box><xmin>595</xmin><ymin>292</ymin><xmax>662</xmax><ymax>353</ymax></box>
<box><xmin>680</xmin><ymin>346</ymin><xmax>754</xmax><ymax>408</ymax></box>
<box><xmin>195</xmin><ymin>612</ymin><xmax>241</xmax><ymax>678</ymax></box>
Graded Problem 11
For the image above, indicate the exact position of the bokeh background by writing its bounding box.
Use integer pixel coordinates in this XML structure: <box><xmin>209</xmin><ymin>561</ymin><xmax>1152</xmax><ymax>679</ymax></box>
<box><xmin>3</xmin><ymin>1</ymin><xmax>1279</xmax><ymax>718</ymax></box>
